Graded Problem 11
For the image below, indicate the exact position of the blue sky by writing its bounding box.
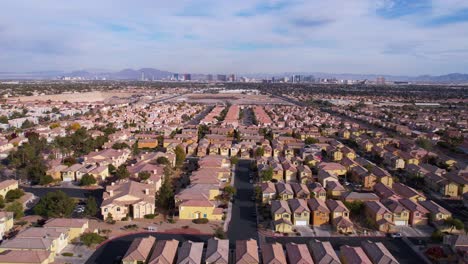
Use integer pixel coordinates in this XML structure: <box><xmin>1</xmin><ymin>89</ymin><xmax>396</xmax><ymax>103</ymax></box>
<box><xmin>1</xmin><ymin>0</ymin><xmax>468</xmax><ymax>75</ymax></box>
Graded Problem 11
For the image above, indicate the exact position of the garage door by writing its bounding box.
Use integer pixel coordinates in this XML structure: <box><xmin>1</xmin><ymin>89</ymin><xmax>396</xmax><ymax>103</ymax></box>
<box><xmin>296</xmin><ymin>221</ymin><xmax>308</xmax><ymax>226</ymax></box>
<box><xmin>394</xmin><ymin>221</ymin><xmax>407</xmax><ymax>226</ymax></box>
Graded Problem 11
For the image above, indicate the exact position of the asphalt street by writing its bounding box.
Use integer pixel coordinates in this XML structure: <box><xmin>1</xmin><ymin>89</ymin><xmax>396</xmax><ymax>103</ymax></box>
<box><xmin>227</xmin><ymin>159</ymin><xmax>258</xmax><ymax>246</ymax></box>
<box><xmin>86</xmin><ymin>233</ymin><xmax>211</xmax><ymax>264</ymax></box>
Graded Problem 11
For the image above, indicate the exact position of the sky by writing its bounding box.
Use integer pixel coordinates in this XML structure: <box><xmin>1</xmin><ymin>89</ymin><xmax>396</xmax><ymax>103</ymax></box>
<box><xmin>1</xmin><ymin>0</ymin><xmax>468</xmax><ymax>75</ymax></box>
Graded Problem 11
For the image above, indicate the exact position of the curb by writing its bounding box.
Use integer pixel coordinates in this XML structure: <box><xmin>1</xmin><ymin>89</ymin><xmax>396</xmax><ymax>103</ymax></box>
<box><xmin>95</xmin><ymin>230</ymin><xmax>213</xmax><ymax>249</ymax></box>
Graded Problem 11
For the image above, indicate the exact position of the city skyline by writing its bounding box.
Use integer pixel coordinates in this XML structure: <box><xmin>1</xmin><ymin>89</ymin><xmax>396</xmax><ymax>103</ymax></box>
<box><xmin>1</xmin><ymin>0</ymin><xmax>468</xmax><ymax>75</ymax></box>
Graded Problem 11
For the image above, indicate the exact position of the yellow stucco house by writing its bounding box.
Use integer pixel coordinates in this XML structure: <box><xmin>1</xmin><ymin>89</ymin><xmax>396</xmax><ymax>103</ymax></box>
<box><xmin>0</xmin><ymin>180</ymin><xmax>18</xmax><ymax>198</ymax></box>
<box><xmin>0</xmin><ymin>212</ymin><xmax>14</xmax><ymax>239</ymax></box>
<box><xmin>43</xmin><ymin>218</ymin><xmax>89</xmax><ymax>242</ymax></box>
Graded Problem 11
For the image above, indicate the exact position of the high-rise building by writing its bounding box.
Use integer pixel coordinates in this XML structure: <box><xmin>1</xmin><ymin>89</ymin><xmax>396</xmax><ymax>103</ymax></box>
<box><xmin>207</xmin><ymin>74</ymin><xmax>213</xmax><ymax>81</ymax></box>
<box><xmin>172</xmin><ymin>73</ymin><xmax>179</xmax><ymax>81</ymax></box>
<box><xmin>293</xmin><ymin>75</ymin><xmax>301</xmax><ymax>83</ymax></box>
<box><xmin>376</xmin><ymin>76</ymin><xmax>385</xmax><ymax>85</ymax></box>
<box><xmin>183</xmin><ymin>74</ymin><xmax>191</xmax><ymax>81</ymax></box>
<box><xmin>217</xmin><ymin>74</ymin><xmax>227</xmax><ymax>82</ymax></box>
<box><xmin>228</xmin><ymin>74</ymin><xmax>236</xmax><ymax>82</ymax></box>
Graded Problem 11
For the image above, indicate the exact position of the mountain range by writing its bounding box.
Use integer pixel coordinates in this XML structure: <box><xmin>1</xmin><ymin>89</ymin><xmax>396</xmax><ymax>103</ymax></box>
<box><xmin>0</xmin><ymin>68</ymin><xmax>468</xmax><ymax>84</ymax></box>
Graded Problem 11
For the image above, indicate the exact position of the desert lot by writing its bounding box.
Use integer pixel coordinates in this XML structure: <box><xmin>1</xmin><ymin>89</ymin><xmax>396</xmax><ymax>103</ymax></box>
<box><xmin>173</xmin><ymin>93</ymin><xmax>292</xmax><ymax>105</ymax></box>
<box><xmin>11</xmin><ymin>91</ymin><xmax>136</xmax><ymax>103</ymax></box>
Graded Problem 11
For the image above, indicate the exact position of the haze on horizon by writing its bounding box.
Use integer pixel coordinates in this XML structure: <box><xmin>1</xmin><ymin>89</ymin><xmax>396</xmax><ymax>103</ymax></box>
<box><xmin>1</xmin><ymin>0</ymin><xmax>468</xmax><ymax>76</ymax></box>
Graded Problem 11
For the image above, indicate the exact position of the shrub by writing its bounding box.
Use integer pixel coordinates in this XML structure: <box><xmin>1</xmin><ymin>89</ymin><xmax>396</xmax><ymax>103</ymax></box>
<box><xmin>144</xmin><ymin>214</ymin><xmax>157</xmax><ymax>219</ymax></box>
<box><xmin>62</xmin><ymin>252</ymin><xmax>74</xmax><ymax>257</ymax></box>
<box><xmin>192</xmin><ymin>218</ymin><xmax>209</xmax><ymax>224</ymax></box>
<box><xmin>168</xmin><ymin>218</ymin><xmax>176</xmax><ymax>224</ymax></box>
<box><xmin>6</xmin><ymin>189</ymin><xmax>25</xmax><ymax>202</ymax></box>
<box><xmin>80</xmin><ymin>233</ymin><xmax>106</xmax><ymax>247</ymax></box>
<box><xmin>214</xmin><ymin>227</ymin><xmax>226</xmax><ymax>239</ymax></box>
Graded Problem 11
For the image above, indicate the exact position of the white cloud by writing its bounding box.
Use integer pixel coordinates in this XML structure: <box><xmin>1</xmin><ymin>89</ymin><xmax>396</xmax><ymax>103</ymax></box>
<box><xmin>0</xmin><ymin>0</ymin><xmax>466</xmax><ymax>75</ymax></box>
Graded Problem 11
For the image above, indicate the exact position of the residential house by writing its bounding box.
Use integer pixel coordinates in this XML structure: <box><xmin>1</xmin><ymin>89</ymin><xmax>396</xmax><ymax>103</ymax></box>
<box><xmin>308</xmin><ymin>182</ymin><xmax>326</xmax><ymax>201</ymax></box>
<box><xmin>297</xmin><ymin>165</ymin><xmax>313</xmax><ymax>184</ymax></box>
<box><xmin>382</xmin><ymin>199</ymin><xmax>410</xmax><ymax>226</ymax></box>
<box><xmin>361</xmin><ymin>241</ymin><xmax>399</xmax><ymax>264</ymax></box>
<box><xmin>148</xmin><ymin>239</ymin><xmax>179</xmax><ymax>264</ymax></box>
<box><xmin>43</xmin><ymin>218</ymin><xmax>88</xmax><ymax>241</ymax></box>
<box><xmin>419</xmin><ymin>200</ymin><xmax>452</xmax><ymax>226</ymax></box>
<box><xmin>326</xmin><ymin>181</ymin><xmax>346</xmax><ymax>199</ymax></box>
<box><xmin>236</xmin><ymin>239</ymin><xmax>259</xmax><ymax>264</ymax></box>
<box><xmin>399</xmin><ymin>198</ymin><xmax>429</xmax><ymax>226</ymax></box>
<box><xmin>122</xmin><ymin>236</ymin><xmax>156</xmax><ymax>264</ymax></box>
<box><xmin>291</xmin><ymin>183</ymin><xmax>310</xmax><ymax>199</ymax></box>
<box><xmin>101</xmin><ymin>180</ymin><xmax>156</xmax><ymax>221</ymax></box>
<box><xmin>308</xmin><ymin>240</ymin><xmax>340</xmax><ymax>264</ymax></box>
<box><xmin>392</xmin><ymin>183</ymin><xmax>426</xmax><ymax>202</ymax></box>
<box><xmin>205</xmin><ymin>238</ymin><xmax>229</xmax><ymax>264</ymax></box>
<box><xmin>0</xmin><ymin>180</ymin><xmax>18</xmax><ymax>198</ymax></box>
<box><xmin>271</xmin><ymin>200</ymin><xmax>293</xmax><ymax>233</ymax></box>
<box><xmin>326</xmin><ymin>199</ymin><xmax>353</xmax><ymax>233</ymax></box>
<box><xmin>261</xmin><ymin>243</ymin><xmax>287</xmax><ymax>264</ymax></box>
<box><xmin>340</xmin><ymin>246</ymin><xmax>372</xmax><ymax>264</ymax></box>
<box><xmin>285</xmin><ymin>243</ymin><xmax>313</xmax><ymax>264</ymax></box>
<box><xmin>176</xmin><ymin>241</ymin><xmax>203</xmax><ymax>264</ymax></box>
<box><xmin>0</xmin><ymin>250</ymin><xmax>53</xmax><ymax>264</ymax></box>
<box><xmin>288</xmin><ymin>199</ymin><xmax>310</xmax><ymax>226</ymax></box>
<box><xmin>308</xmin><ymin>198</ymin><xmax>330</xmax><ymax>226</ymax></box>
<box><xmin>364</xmin><ymin>201</ymin><xmax>395</xmax><ymax>233</ymax></box>
<box><xmin>261</xmin><ymin>182</ymin><xmax>276</xmax><ymax>204</ymax></box>
<box><xmin>275</xmin><ymin>183</ymin><xmax>294</xmax><ymax>200</ymax></box>
<box><xmin>0</xmin><ymin>212</ymin><xmax>14</xmax><ymax>239</ymax></box>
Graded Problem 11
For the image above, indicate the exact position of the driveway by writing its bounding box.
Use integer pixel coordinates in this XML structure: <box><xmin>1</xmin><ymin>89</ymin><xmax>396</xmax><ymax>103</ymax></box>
<box><xmin>295</xmin><ymin>226</ymin><xmax>315</xmax><ymax>236</ymax></box>
<box><xmin>396</xmin><ymin>225</ymin><xmax>434</xmax><ymax>237</ymax></box>
<box><xmin>265</xmin><ymin>236</ymin><xmax>424</xmax><ymax>264</ymax></box>
<box><xmin>227</xmin><ymin>159</ymin><xmax>258</xmax><ymax>246</ymax></box>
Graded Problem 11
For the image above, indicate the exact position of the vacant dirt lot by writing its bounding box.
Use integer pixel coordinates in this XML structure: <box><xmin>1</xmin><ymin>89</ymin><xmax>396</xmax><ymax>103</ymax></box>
<box><xmin>12</xmin><ymin>91</ymin><xmax>135</xmax><ymax>103</ymax></box>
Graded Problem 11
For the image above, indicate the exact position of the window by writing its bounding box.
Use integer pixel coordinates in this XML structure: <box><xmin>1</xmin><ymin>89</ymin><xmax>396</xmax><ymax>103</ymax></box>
<box><xmin>203</xmin><ymin>214</ymin><xmax>207</xmax><ymax>218</ymax></box>
<box><xmin>117</xmin><ymin>207</ymin><xmax>121</xmax><ymax>212</ymax></box>
<box><xmin>104</xmin><ymin>208</ymin><xmax>107</xmax><ymax>212</ymax></box>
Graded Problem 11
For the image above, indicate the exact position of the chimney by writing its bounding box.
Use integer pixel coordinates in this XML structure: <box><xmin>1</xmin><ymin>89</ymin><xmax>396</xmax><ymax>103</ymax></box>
<box><xmin>109</xmin><ymin>190</ymin><xmax>114</xmax><ymax>197</ymax></box>
<box><xmin>144</xmin><ymin>188</ymin><xmax>149</xmax><ymax>195</ymax></box>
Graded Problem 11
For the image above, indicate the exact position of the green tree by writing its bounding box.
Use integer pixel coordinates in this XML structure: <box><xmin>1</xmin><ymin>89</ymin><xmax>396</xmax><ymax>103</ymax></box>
<box><xmin>84</xmin><ymin>197</ymin><xmax>98</xmax><ymax>217</ymax></box>
<box><xmin>0</xmin><ymin>195</ymin><xmax>4</xmax><ymax>209</ymax></box>
<box><xmin>80</xmin><ymin>174</ymin><xmax>97</xmax><ymax>186</ymax></box>
<box><xmin>6</xmin><ymin>201</ymin><xmax>24</xmax><ymax>219</ymax></box>
<box><xmin>21</xmin><ymin>119</ymin><xmax>35</xmax><ymax>129</ymax></box>
<box><xmin>0</xmin><ymin>115</ymin><xmax>8</xmax><ymax>124</ymax></box>
<box><xmin>305</xmin><ymin>137</ymin><xmax>319</xmax><ymax>145</ymax></box>
<box><xmin>138</xmin><ymin>171</ymin><xmax>151</xmax><ymax>181</ymax></box>
<box><xmin>111</xmin><ymin>142</ymin><xmax>129</xmax><ymax>150</ymax></box>
<box><xmin>108</xmin><ymin>164</ymin><xmax>117</xmax><ymax>175</ymax></box>
<box><xmin>445</xmin><ymin>217</ymin><xmax>464</xmax><ymax>233</ymax></box>
<box><xmin>34</xmin><ymin>191</ymin><xmax>75</xmax><ymax>217</ymax></box>
<box><xmin>115</xmin><ymin>165</ymin><xmax>130</xmax><ymax>179</ymax></box>
<box><xmin>155</xmin><ymin>157</ymin><xmax>170</xmax><ymax>165</ymax></box>
<box><xmin>175</xmin><ymin>145</ymin><xmax>186</xmax><ymax>167</ymax></box>
<box><xmin>260</xmin><ymin>167</ymin><xmax>274</xmax><ymax>182</ymax></box>
<box><xmin>343</xmin><ymin>201</ymin><xmax>364</xmax><ymax>216</ymax></box>
<box><xmin>230</xmin><ymin>156</ymin><xmax>239</xmax><ymax>165</ymax></box>
<box><xmin>416</xmin><ymin>138</ymin><xmax>433</xmax><ymax>150</ymax></box>
<box><xmin>255</xmin><ymin>147</ymin><xmax>265</xmax><ymax>157</ymax></box>
<box><xmin>156</xmin><ymin>172</ymin><xmax>175</xmax><ymax>211</ymax></box>
<box><xmin>39</xmin><ymin>175</ymin><xmax>54</xmax><ymax>185</ymax></box>
<box><xmin>5</xmin><ymin>189</ymin><xmax>25</xmax><ymax>202</ymax></box>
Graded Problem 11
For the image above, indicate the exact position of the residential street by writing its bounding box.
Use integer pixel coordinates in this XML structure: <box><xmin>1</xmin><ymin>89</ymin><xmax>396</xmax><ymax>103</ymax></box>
<box><xmin>85</xmin><ymin>233</ymin><xmax>211</xmax><ymax>264</ymax></box>
<box><xmin>227</xmin><ymin>159</ymin><xmax>258</xmax><ymax>246</ymax></box>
